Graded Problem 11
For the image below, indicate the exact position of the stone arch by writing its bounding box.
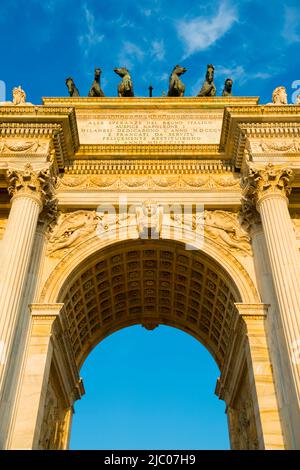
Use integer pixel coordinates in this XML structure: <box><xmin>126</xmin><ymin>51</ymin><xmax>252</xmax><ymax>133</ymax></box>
<box><xmin>11</xmin><ymin>225</ymin><xmax>285</xmax><ymax>451</ymax></box>
<box><xmin>56</xmin><ymin>238</ymin><xmax>244</xmax><ymax>369</ymax></box>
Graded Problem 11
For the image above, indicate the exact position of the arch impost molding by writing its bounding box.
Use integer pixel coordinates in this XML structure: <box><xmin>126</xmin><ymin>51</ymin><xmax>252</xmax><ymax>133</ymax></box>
<box><xmin>30</xmin><ymin>303</ymin><xmax>64</xmax><ymax>319</ymax></box>
<box><xmin>234</xmin><ymin>303</ymin><xmax>269</xmax><ymax>320</ymax></box>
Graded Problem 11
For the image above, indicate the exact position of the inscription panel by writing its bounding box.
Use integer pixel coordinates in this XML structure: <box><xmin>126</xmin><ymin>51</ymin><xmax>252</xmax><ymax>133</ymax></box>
<box><xmin>77</xmin><ymin>111</ymin><xmax>224</xmax><ymax>145</ymax></box>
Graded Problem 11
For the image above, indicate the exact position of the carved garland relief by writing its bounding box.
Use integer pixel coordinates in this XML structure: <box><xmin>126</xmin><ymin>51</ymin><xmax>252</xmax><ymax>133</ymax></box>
<box><xmin>56</xmin><ymin>173</ymin><xmax>241</xmax><ymax>191</ymax></box>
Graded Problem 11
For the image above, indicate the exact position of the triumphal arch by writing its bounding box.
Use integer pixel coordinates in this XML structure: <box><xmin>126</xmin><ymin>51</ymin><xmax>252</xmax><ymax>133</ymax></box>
<box><xmin>0</xmin><ymin>93</ymin><xmax>300</xmax><ymax>450</ymax></box>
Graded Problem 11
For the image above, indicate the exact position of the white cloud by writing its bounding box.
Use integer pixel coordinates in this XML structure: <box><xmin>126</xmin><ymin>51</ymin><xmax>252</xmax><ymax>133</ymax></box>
<box><xmin>118</xmin><ymin>41</ymin><xmax>144</xmax><ymax>69</ymax></box>
<box><xmin>110</xmin><ymin>15</ymin><xmax>135</xmax><ymax>28</ymax></box>
<box><xmin>142</xmin><ymin>9</ymin><xmax>152</xmax><ymax>17</ymax></box>
<box><xmin>282</xmin><ymin>6</ymin><xmax>300</xmax><ymax>44</ymax></box>
<box><xmin>79</xmin><ymin>5</ymin><xmax>104</xmax><ymax>56</ymax></box>
<box><xmin>217</xmin><ymin>65</ymin><xmax>275</xmax><ymax>86</ymax></box>
<box><xmin>217</xmin><ymin>65</ymin><xmax>247</xmax><ymax>83</ymax></box>
<box><xmin>176</xmin><ymin>1</ymin><xmax>238</xmax><ymax>58</ymax></box>
<box><xmin>151</xmin><ymin>40</ymin><xmax>165</xmax><ymax>61</ymax></box>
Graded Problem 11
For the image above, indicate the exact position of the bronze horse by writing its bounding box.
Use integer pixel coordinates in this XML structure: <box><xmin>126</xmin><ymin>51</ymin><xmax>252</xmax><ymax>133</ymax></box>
<box><xmin>88</xmin><ymin>68</ymin><xmax>105</xmax><ymax>97</ymax></box>
<box><xmin>65</xmin><ymin>77</ymin><xmax>80</xmax><ymax>97</ymax></box>
<box><xmin>114</xmin><ymin>67</ymin><xmax>134</xmax><ymax>97</ymax></box>
<box><xmin>222</xmin><ymin>78</ymin><xmax>233</xmax><ymax>96</ymax></box>
<box><xmin>167</xmin><ymin>65</ymin><xmax>187</xmax><ymax>97</ymax></box>
<box><xmin>197</xmin><ymin>64</ymin><xmax>216</xmax><ymax>97</ymax></box>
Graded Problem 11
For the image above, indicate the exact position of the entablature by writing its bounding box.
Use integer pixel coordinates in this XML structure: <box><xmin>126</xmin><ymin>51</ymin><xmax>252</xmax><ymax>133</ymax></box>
<box><xmin>0</xmin><ymin>106</ymin><xmax>79</xmax><ymax>171</ymax></box>
<box><xmin>221</xmin><ymin>106</ymin><xmax>300</xmax><ymax>170</ymax></box>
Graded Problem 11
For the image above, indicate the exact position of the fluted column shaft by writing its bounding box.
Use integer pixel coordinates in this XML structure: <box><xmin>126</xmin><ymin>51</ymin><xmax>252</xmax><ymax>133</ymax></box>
<box><xmin>245</xmin><ymin>164</ymin><xmax>300</xmax><ymax>415</ymax></box>
<box><xmin>0</xmin><ymin>224</ymin><xmax>49</xmax><ymax>449</ymax></box>
<box><xmin>258</xmin><ymin>193</ymin><xmax>300</xmax><ymax>396</ymax></box>
<box><xmin>0</xmin><ymin>163</ymin><xmax>55</xmax><ymax>402</ymax></box>
<box><xmin>0</xmin><ymin>196</ymin><xmax>41</xmax><ymax>389</ymax></box>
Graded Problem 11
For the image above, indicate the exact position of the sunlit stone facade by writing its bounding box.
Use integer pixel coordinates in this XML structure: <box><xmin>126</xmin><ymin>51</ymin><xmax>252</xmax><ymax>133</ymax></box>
<box><xmin>0</xmin><ymin>96</ymin><xmax>299</xmax><ymax>449</ymax></box>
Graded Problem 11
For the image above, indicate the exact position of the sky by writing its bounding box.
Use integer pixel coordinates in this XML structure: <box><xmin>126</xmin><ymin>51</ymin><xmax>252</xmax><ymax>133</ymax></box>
<box><xmin>0</xmin><ymin>1</ymin><xmax>300</xmax><ymax>103</ymax></box>
<box><xmin>1</xmin><ymin>0</ymin><xmax>300</xmax><ymax>449</ymax></box>
<box><xmin>70</xmin><ymin>326</ymin><xmax>229</xmax><ymax>450</ymax></box>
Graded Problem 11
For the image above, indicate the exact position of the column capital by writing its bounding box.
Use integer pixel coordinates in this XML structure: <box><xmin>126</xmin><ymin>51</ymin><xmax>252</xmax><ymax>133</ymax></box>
<box><xmin>243</xmin><ymin>163</ymin><xmax>294</xmax><ymax>211</ymax></box>
<box><xmin>6</xmin><ymin>163</ymin><xmax>57</xmax><ymax>210</ymax></box>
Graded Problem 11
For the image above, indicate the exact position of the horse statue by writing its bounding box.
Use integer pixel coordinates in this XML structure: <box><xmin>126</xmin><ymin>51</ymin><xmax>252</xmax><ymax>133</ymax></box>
<box><xmin>167</xmin><ymin>65</ymin><xmax>187</xmax><ymax>97</ymax></box>
<box><xmin>114</xmin><ymin>67</ymin><xmax>134</xmax><ymax>97</ymax></box>
<box><xmin>197</xmin><ymin>64</ymin><xmax>216</xmax><ymax>97</ymax></box>
<box><xmin>88</xmin><ymin>68</ymin><xmax>105</xmax><ymax>97</ymax></box>
<box><xmin>222</xmin><ymin>78</ymin><xmax>233</xmax><ymax>96</ymax></box>
<box><xmin>65</xmin><ymin>77</ymin><xmax>80</xmax><ymax>97</ymax></box>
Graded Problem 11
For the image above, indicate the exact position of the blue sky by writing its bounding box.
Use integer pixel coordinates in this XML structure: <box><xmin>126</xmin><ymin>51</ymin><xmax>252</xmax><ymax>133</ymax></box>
<box><xmin>70</xmin><ymin>326</ymin><xmax>229</xmax><ymax>450</ymax></box>
<box><xmin>1</xmin><ymin>1</ymin><xmax>300</xmax><ymax>102</ymax></box>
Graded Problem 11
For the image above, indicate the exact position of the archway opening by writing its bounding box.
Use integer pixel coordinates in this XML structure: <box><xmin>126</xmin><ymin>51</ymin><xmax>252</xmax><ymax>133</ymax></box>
<box><xmin>39</xmin><ymin>238</ymin><xmax>259</xmax><ymax>450</ymax></box>
<box><xmin>70</xmin><ymin>325</ymin><xmax>230</xmax><ymax>450</ymax></box>
<box><xmin>59</xmin><ymin>239</ymin><xmax>241</xmax><ymax>370</ymax></box>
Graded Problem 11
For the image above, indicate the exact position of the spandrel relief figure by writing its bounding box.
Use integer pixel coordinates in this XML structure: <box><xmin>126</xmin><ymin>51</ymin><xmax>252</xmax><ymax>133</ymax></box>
<box><xmin>47</xmin><ymin>211</ymin><xmax>99</xmax><ymax>256</ymax></box>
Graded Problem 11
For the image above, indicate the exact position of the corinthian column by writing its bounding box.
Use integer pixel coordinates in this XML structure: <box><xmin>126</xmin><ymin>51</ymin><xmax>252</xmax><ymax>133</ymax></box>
<box><xmin>0</xmin><ymin>163</ymin><xmax>56</xmax><ymax>400</ymax></box>
<box><xmin>244</xmin><ymin>163</ymin><xmax>300</xmax><ymax>414</ymax></box>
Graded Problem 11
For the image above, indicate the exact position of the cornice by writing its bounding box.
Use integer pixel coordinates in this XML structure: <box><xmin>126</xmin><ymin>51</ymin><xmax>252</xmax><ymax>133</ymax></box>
<box><xmin>42</xmin><ymin>96</ymin><xmax>259</xmax><ymax>109</ymax></box>
<box><xmin>0</xmin><ymin>106</ymin><xmax>79</xmax><ymax>169</ymax></box>
<box><xmin>220</xmin><ymin>106</ymin><xmax>300</xmax><ymax>168</ymax></box>
<box><xmin>74</xmin><ymin>143</ymin><xmax>223</xmax><ymax>158</ymax></box>
<box><xmin>63</xmin><ymin>158</ymin><xmax>234</xmax><ymax>174</ymax></box>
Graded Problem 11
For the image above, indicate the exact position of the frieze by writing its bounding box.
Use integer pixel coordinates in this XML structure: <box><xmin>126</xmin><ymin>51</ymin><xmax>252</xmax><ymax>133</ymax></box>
<box><xmin>0</xmin><ymin>139</ymin><xmax>50</xmax><ymax>155</ymax></box>
<box><xmin>56</xmin><ymin>173</ymin><xmax>241</xmax><ymax>191</ymax></box>
<box><xmin>249</xmin><ymin>139</ymin><xmax>300</xmax><ymax>154</ymax></box>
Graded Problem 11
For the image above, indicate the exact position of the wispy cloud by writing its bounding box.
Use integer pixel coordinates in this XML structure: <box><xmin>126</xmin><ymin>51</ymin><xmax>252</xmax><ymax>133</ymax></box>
<box><xmin>282</xmin><ymin>6</ymin><xmax>300</xmax><ymax>43</ymax></box>
<box><xmin>151</xmin><ymin>40</ymin><xmax>165</xmax><ymax>61</ymax></box>
<box><xmin>176</xmin><ymin>1</ymin><xmax>238</xmax><ymax>58</ymax></box>
<box><xmin>141</xmin><ymin>8</ymin><xmax>152</xmax><ymax>17</ymax></box>
<box><xmin>111</xmin><ymin>15</ymin><xmax>135</xmax><ymax>29</ymax></box>
<box><xmin>217</xmin><ymin>64</ymin><xmax>276</xmax><ymax>86</ymax></box>
<box><xmin>79</xmin><ymin>5</ymin><xmax>104</xmax><ymax>56</ymax></box>
<box><xmin>118</xmin><ymin>41</ymin><xmax>144</xmax><ymax>69</ymax></box>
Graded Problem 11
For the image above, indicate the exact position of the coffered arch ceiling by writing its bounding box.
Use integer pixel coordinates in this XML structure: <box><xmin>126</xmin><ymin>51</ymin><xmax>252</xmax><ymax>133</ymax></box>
<box><xmin>58</xmin><ymin>239</ymin><xmax>242</xmax><ymax>370</ymax></box>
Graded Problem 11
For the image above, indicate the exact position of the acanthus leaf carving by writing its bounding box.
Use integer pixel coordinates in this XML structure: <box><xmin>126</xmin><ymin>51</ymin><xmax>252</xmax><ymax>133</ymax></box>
<box><xmin>244</xmin><ymin>163</ymin><xmax>294</xmax><ymax>205</ymax></box>
<box><xmin>7</xmin><ymin>163</ymin><xmax>57</xmax><ymax>208</ymax></box>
